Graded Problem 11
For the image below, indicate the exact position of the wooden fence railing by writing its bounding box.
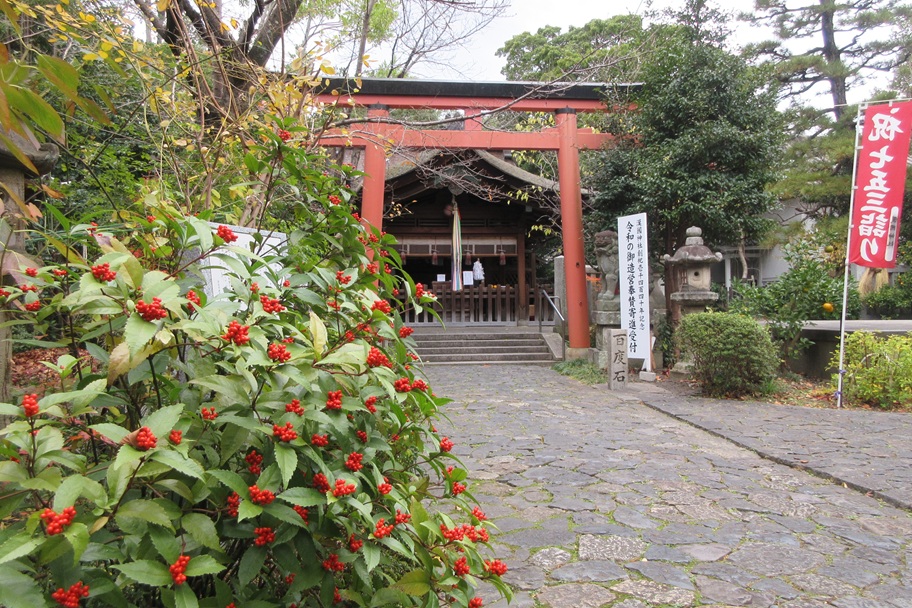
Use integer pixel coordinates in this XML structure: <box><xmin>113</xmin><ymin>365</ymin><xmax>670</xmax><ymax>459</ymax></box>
<box><xmin>398</xmin><ymin>284</ymin><xmax>556</xmax><ymax>326</ymax></box>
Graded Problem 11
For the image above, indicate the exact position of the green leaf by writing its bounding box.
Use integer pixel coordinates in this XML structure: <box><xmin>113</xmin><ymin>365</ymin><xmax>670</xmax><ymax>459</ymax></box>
<box><xmin>237</xmin><ymin>499</ymin><xmax>262</xmax><ymax>522</ymax></box>
<box><xmin>238</xmin><ymin>545</ymin><xmax>267</xmax><ymax>588</ymax></box>
<box><xmin>182</xmin><ymin>513</ymin><xmax>221</xmax><ymax>551</ymax></box>
<box><xmin>125</xmin><ymin>312</ymin><xmax>160</xmax><ymax>357</ymax></box>
<box><xmin>150</xmin><ymin>450</ymin><xmax>204</xmax><ymax>479</ymax></box>
<box><xmin>262</xmin><ymin>503</ymin><xmax>308</xmax><ymax>528</ymax></box>
<box><xmin>274</xmin><ymin>443</ymin><xmax>297</xmax><ymax>488</ymax></box>
<box><xmin>363</xmin><ymin>541</ymin><xmax>380</xmax><ymax>573</ymax></box>
<box><xmin>393</xmin><ymin>569</ymin><xmax>431</xmax><ymax>597</ymax></box>
<box><xmin>142</xmin><ymin>404</ymin><xmax>184</xmax><ymax>437</ymax></box>
<box><xmin>149</xmin><ymin>525</ymin><xmax>181</xmax><ymax>562</ymax></box>
<box><xmin>36</xmin><ymin>55</ymin><xmax>79</xmax><ymax>99</ymax></box>
<box><xmin>0</xmin><ymin>564</ymin><xmax>47</xmax><ymax>608</ymax></box>
<box><xmin>310</xmin><ymin>311</ymin><xmax>327</xmax><ymax>358</ymax></box>
<box><xmin>183</xmin><ymin>555</ymin><xmax>225</xmax><ymax>577</ymax></box>
<box><xmin>370</xmin><ymin>588</ymin><xmax>409</xmax><ymax>607</ymax></box>
<box><xmin>112</xmin><ymin>444</ymin><xmax>146</xmax><ymax>472</ymax></box>
<box><xmin>63</xmin><ymin>522</ymin><xmax>89</xmax><ymax>562</ymax></box>
<box><xmin>54</xmin><ymin>475</ymin><xmax>107</xmax><ymax>511</ymax></box>
<box><xmin>278</xmin><ymin>487</ymin><xmax>326</xmax><ymax>508</ymax></box>
<box><xmin>207</xmin><ymin>469</ymin><xmax>248</xmax><ymax>495</ymax></box>
<box><xmin>174</xmin><ymin>585</ymin><xmax>199</xmax><ymax>608</ymax></box>
<box><xmin>115</xmin><ymin>499</ymin><xmax>174</xmax><ymax>530</ymax></box>
<box><xmin>112</xmin><ymin>560</ymin><xmax>173</xmax><ymax>586</ymax></box>
<box><xmin>89</xmin><ymin>423</ymin><xmax>129</xmax><ymax>444</ymax></box>
<box><xmin>0</xmin><ymin>533</ymin><xmax>40</xmax><ymax>565</ymax></box>
<box><xmin>6</xmin><ymin>86</ymin><xmax>64</xmax><ymax>138</ymax></box>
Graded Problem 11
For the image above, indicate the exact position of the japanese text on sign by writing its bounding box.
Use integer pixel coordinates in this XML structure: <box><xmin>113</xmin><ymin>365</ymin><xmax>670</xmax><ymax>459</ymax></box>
<box><xmin>617</xmin><ymin>213</ymin><xmax>652</xmax><ymax>370</ymax></box>
<box><xmin>849</xmin><ymin>102</ymin><xmax>912</xmax><ymax>268</ymax></box>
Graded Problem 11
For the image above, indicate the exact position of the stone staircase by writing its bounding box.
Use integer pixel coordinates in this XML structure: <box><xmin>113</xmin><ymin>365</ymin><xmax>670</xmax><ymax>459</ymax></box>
<box><xmin>412</xmin><ymin>329</ymin><xmax>558</xmax><ymax>365</ymax></box>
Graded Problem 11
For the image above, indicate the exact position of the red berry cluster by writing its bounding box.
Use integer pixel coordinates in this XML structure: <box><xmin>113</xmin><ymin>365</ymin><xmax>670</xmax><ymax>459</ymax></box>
<box><xmin>278</xmin><ymin>129</ymin><xmax>291</xmax><ymax>141</ymax></box>
<box><xmin>250</xmin><ymin>282</ymin><xmax>259</xmax><ymax>293</ymax></box>
<box><xmin>366</xmin><ymin>347</ymin><xmax>392</xmax><ymax>368</ymax></box>
<box><xmin>472</xmin><ymin>506</ymin><xmax>487</xmax><ymax>521</ymax></box>
<box><xmin>454</xmin><ymin>556</ymin><xmax>470</xmax><ymax>576</ymax></box>
<box><xmin>440</xmin><ymin>523</ymin><xmax>489</xmax><ymax>543</ymax></box>
<box><xmin>217</xmin><ymin>225</ymin><xmax>238</xmax><ymax>243</ymax></box>
<box><xmin>484</xmin><ymin>560</ymin><xmax>508</xmax><ymax>576</ymax></box>
<box><xmin>394</xmin><ymin>509</ymin><xmax>411</xmax><ymax>525</ymax></box>
<box><xmin>415</xmin><ymin>283</ymin><xmax>426</xmax><ymax>298</ymax></box>
<box><xmin>25</xmin><ymin>267</ymin><xmax>38</xmax><ymax>277</ymax></box>
<box><xmin>20</xmin><ymin>284</ymin><xmax>38</xmax><ymax>292</ymax></box>
<box><xmin>260</xmin><ymin>294</ymin><xmax>286</xmax><ymax>313</ymax></box>
<box><xmin>332</xmin><ymin>478</ymin><xmax>356</xmax><ymax>497</ymax></box>
<box><xmin>273</xmin><ymin>422</ymin><xmax>297</xmax><ymax>442</ymax></box>
<box><xmin>53</xmin><ymin>268</ymin><xmax>68</xmax><ymax>277</ymax></box>
<box><xmin>408</xmin><ymin>352</ymin><xmax>420</xmax><ymax>361</ymax></box>
<box><xmin>364</xmin><ymin>396</ymin><xmax>378</xmax><ymax>413</ymax></box>
<box><xmin>356</xmin><ymin>430</ymin><xmax>368</xmax><ymax>443</ymax></box>
<box><xmin>311</xmin><ymin>433</ymin><xmax>329</xmax><ymax>447</ymax></box>
<box><xmin>91</xmin><ymin>263</ymin><xmax>117</xmax><ymax>282</ymax></box>
<box><xmin>336</xmin><ymin>270</ymin><xmax>351</xmax><ymax>284</ymax></box>
<box><xmin>393</xmin><ymin>378</ymin><xmax>411</xmax><ymax>392</ymax></box>
<box><xmin>226</xmin><ymin>492</ymin><xmax>240</xmax><ymax>517</ymax></box>
<box><xmin>325</xmin><ymin>390</ymin><xmax>343</xmax><ymax>410</ymax></box>
<box><xmin>313</xmin><ymin>473</ymin><xmax>330</xmax><ymax>493</ymax></box>
<box><xmin>245</xmin><ymin>450</ymin><xmax>263</xmax><ymax>474</ymax></box>
<box><xmin>293</xmin><ymin>505</ymin><xmax>309</xmax><ymax>522</ymax></box>
<box><xmin>169</xmin><ymin>430</ymin><xmax>182</xmax><ymax>445</ymax></box>
<box><xmin>285</xmin><ymin>399</ymin><xmax>304</xmax><ymax>415</ymax></box>
<box><xmin>41</xmin><ymin>506</ymin><xmax>77</xmax><ymax>535</ymax></box>
<box><xmin>22</xmin><ymin>393</ymin><xmax>39</xmax><ymax>417</ymax></box>
<box><xmin>51</xmin><ymin>581</ymin><xmax>90</xmax><ymax>607</ymax></box>
<box><xmin>328</xmin><ymin>195</ymin><xmax>341</xmax><ymax>205</ymax></box>
<box><xmin>248</xmin><ymin>484</ymin><xmax>274</xmax><ymax>505</ymax></box>
<box><xmin>267</xmin><ymin>343</ymin><xmax>291</xmax><ymax>362</ymax></box>
<box><xmin>170</xmin><ymin>555</ymin><xmax>191</xmax><ymax>585</ymax></box>
<box><xmin>373</xmin><ymin>518</ymin><xmax>395</xmax><ymax>538</ymax></box>
<box><xmin>344</xmin><ymin>452</ymin><xmax>363</xmax><ymax>472</ymax></box>
<box><xmin>25</xmin><ymin>300</ymin><xmax>42</xmax><ymax>311</ymax></box>
<box><xmin>452</xmin><ymin>482</ymin><xmax>466</xmax><ymax>495</ymax></box>
<box><xmin>322</xmin><ymin>553</ymin><xmax>345</xmax><ymax>572</ymax></box>
<box><xmin>222</xmin><ymin>320</ymin><xmax>250</xmax><ymax>345</ymax></box>
<box><xmin>0</xmin><ymin>288</ymin><xmax>9</xmax><ymax>298</ymax></box>
<box><xmin>135</xmin><ymin>426</ymin><xmax>157</xmax><ymax>450</ymax></box>
<box><xmin>254</xmin><ymin>526</ymin><xmax>275</xmax><ymax>546</ymax></box>
<box><xmin>285</xmin><ymin>573</ymin><xmax>295</xmax><ymax>585</ymax></box>
<box><xmin>411</xmin><ymin>379</ymin><xmax>429</xmax><ymax>391</ymax></box>
<box><xmin>469</xmin><ymin>598</ymin><xmax>483</xmax><ymax>608</ymax></box>
<box><xmin>439</xmin><ymin>437</ymin><xmax>454</xmax><ymax>452</ymax></box>
<box><xmin>185</xmin><ymin>289</ymin><xmax>201</xmax><ymax>310</ymax></box>
<box><xmin>399</xmin><ymin>326</ymin><xmax>414</xmax><ymax>338</ymax></box>
<box><xmin>201</xmin><ymin>406</ymin><xmax>218</xmax><ymax>421</ymax></box>
<box><xmin>136</xmin><ymin>297</ymin><xmax>167</xmax><ymax>322</ymax></box>
<box><xmin>371</xmin><ymin>300</ymin><xmax>392</xmax><ymax>313</ymax></box>
<box><xmin>378</xmin><ymin>478</ymin><xmax>392</xmax><ymax>495</ymax></box>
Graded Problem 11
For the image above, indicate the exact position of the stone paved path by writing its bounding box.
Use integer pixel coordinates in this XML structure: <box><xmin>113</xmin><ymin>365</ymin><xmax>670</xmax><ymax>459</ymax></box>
<box><xmin>425</xmin><ymin>364</ymin><xmax>912</xmax><ymax>608</ymax></box>
<box><xmin>635</xmin><ymin>391</ymin><xmax>912</xmax><ymax>512</ymax></box>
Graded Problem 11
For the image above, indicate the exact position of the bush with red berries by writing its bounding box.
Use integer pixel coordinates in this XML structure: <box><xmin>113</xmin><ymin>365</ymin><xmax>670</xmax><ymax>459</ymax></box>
<box><xmin>0</xmin><ymin>158</ymin><xmax>507</xmax><ymax>607</ymax></box>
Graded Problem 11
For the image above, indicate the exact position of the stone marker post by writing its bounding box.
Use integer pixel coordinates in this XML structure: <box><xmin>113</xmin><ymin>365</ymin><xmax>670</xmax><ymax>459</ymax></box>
<box><xmin>608</xmin><ymin>329</ymin><xmax>628</xmax><ymax>390</ymax></box>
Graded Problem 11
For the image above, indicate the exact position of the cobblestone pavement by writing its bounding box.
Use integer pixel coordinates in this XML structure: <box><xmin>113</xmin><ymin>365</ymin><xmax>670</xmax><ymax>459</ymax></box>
<box><xmin>635</xmin><ymin>390</ymin><xmax>912</xmax><ymax>511</ymax></box>
<box><xmin>424</xmin><ymin>364</ymin><xmax>912</xmax><ymax>608</ymax></box>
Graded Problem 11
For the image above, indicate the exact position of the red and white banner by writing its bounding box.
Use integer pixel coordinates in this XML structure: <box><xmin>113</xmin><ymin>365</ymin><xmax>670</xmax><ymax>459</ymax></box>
<box><xmin>849</xmin><ymin>101</ymin><xmax>912</xmax><ymax>268</ymax></box>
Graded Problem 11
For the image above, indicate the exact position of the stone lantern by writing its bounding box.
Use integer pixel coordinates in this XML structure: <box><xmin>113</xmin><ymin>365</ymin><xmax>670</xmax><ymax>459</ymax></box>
<box><xmin>663</xmin><ymin>226</ymin><xmax>723</xmax><ymax>316</ymax></box>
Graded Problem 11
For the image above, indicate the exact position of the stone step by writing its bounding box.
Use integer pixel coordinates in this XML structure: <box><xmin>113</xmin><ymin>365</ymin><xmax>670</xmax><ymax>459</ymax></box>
<box><xmin>413</xmin><ymin>339</ymin><xmax>547</xmax><ymax>349</ymax></box>
<box><xmin>419</xmin><ymin>351</ymin><xmax>555</xmax><ymax>363</ymax></box>
<box><xmin>412</xmin><ymin>333</ymin><xmax>545</xmax><ymax>343</ymax></box>
<box><xmin>418</xmin><ymin>345</ymin><xmax>551</xmax><ymax>355</ymax></box>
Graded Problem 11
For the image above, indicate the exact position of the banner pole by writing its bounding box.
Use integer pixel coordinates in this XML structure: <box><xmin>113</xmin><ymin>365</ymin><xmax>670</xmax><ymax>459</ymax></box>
<box><xmin>836</xmin><ymin>104</ymin><xmax>867</xmax><ymax>409</ymax></box>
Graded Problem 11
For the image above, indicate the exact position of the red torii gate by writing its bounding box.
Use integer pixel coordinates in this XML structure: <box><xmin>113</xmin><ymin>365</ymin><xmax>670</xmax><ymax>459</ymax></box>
<box><xmin>315</xmin><ymin>79</ymin><xmax>625</xmax><ymax>356</ymax></box>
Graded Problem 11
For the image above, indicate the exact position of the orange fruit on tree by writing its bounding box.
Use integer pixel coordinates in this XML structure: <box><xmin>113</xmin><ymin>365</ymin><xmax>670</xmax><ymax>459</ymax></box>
<box><xmin>822</xmin><ymin>302</ymin><xmax>835</xmax><ymax>313</ymax></box>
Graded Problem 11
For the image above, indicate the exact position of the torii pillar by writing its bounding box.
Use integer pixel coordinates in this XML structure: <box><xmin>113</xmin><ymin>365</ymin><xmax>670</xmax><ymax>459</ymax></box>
<box><xmin>555</xmin><ymin>108</ymin><xmax>589</xmax><ymax>357</ymax></box>
<box><xmin>360</xmin><ymin>105</ymin><xmax>389</xmax><ymax>231</ymax></box>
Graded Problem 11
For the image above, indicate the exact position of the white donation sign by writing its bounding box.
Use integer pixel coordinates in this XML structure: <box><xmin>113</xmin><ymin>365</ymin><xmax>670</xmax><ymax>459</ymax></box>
<box><xmin>617</xmin><ymin>213</ymin><xmax>651</xmax><ymax>370</ymax></box>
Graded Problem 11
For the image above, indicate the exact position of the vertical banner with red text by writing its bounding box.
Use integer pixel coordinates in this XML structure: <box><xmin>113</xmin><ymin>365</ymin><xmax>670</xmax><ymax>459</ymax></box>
<box><xmin>849</xmin><ymin>101</ymin><xmax>912</xmax><ymax>268</ymax></box>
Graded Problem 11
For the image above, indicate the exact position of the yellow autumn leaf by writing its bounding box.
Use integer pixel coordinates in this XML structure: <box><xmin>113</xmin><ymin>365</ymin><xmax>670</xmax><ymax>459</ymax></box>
<box><xmin>83</xmin><ymin>52</ymin><xmax>99</xmax><ymax>61</ymax></box>
<box><xmin>156</xmin><ymin>0</ymin><xmax>170</xmax><ymax>11</ymax></box>
<box><xmin>320</xmin><ymin>65</ymin><xmax>336</xmax><ymax>75</ymax></box>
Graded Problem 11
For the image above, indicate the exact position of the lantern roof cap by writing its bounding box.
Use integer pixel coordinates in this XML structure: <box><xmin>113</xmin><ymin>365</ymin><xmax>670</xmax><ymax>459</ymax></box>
<box><xmin>663</xmin><ymin>227</ymin><xmax>723</xmax><ymax>266</ymax></box>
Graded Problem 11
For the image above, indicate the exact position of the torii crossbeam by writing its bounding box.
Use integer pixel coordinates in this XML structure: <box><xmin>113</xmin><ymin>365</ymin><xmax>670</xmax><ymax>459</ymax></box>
<box><xmin>315</xmin><ymin>78</ymin><xmax>630</xmax><ymax>355</ymax></box>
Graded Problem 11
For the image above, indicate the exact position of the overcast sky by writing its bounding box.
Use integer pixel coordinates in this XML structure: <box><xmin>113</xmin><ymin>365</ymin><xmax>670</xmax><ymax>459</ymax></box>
<box><xmin>412</xmin><ymin>0</ymin><xmax>760</xmax><ymax>81</ymax></box>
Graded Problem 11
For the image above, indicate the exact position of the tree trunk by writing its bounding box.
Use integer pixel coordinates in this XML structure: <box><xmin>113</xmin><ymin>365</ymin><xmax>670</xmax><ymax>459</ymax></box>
<box><xmin>819</xmin><ymin>0</ymin><xmax>847</xmax><ymax>121</ymax></box>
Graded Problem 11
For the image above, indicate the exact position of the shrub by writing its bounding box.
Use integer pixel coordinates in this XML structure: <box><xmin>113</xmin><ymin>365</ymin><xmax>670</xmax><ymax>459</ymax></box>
<box><xmin>862</xmin><ymin>282</ymin><xmax>912</xmax><ymax>319</ymax></box>
<box><xmin>833</xmin><ymin>331</ymin><xmax>912</xmax><ymax>409</ymax></box>
<box><xmin>552</xmin><ymin>359</ymin><xmax>607</xmax><ymax>385</ymax></box>
<box><xmin>676</xmin><ymin>312</ymin><xmax>779</xmax><ymax>397</ymax></box>
<box><xmin>0</xmin><ymin>193</ymin><xmax>509</xmax><ymax>605</ymax></box>
<box><xmin>731</xmin><ymin>240</ymin><xmax>861</xmax><ymax>362</ymax></box>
